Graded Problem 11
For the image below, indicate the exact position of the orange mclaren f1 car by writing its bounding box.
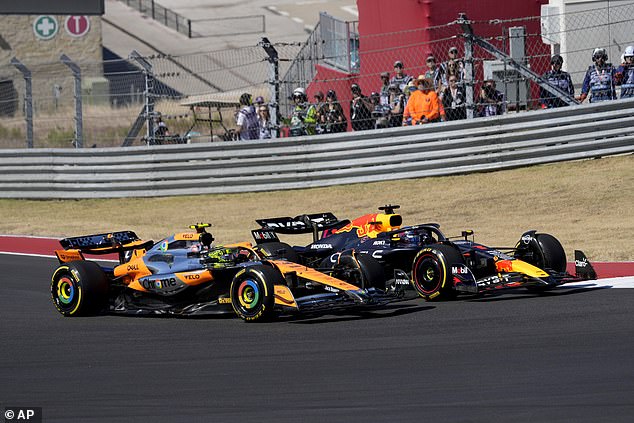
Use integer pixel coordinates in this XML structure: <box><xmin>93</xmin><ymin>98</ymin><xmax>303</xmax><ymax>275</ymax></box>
<box><xmin>50</xmin><ymin>224</ymin><xmax>403</xmax><ymax>322</ymax></box>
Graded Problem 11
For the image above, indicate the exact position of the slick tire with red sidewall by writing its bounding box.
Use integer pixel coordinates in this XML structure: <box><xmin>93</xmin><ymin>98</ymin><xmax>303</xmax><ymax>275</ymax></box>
<box><xmin>411</xmin><ymin>244</ymin><xmax>463</xmax><ymax>301</ymax></box>
<box><xmin>51</xmin><ymin>260</ymin><xmax>109</xmax><ymax>316</ymax></box>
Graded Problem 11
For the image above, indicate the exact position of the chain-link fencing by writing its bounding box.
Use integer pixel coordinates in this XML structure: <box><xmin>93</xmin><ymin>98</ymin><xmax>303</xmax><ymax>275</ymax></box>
<box><xmin>2</xmin><ymin>2</ymin><xmax>632</xmax><ymax>148</ymax></box>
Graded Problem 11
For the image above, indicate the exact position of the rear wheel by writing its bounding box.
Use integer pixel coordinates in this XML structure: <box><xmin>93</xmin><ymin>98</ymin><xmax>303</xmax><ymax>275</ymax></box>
<box><xmin>230</xmin><ymin>265</ymin><xmax>279</xmax><ymax>322</ymax></box>
<box><xmin>411</xmin><ymin>245</ymin><xmax>463</xmax><ymax>301</ymax></box>
<box><xmin>333</xmin><ymin>254</ymin><xmax>385</xmax><ymax>290</ymax></box>
<box><xmin>51</xmin><ymin>261</ymin><xmax>109</xmax><ymax>316</ymax></box>
<box><xmin>255</xmin><ymin>242</ymin><xmax>300</xmax><ymax>263</ymax></box>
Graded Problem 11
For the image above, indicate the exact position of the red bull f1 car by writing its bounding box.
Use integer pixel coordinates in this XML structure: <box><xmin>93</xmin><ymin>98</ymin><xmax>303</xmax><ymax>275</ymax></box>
<box><xmin>253</xmin><ymin>205</ymin><xmax>597</xmax><ymax>300</ymax></box>
<box><xmin>50</xmin><ymin>224</ymin><xmax>405</xmax><ymax>322</ymax></box>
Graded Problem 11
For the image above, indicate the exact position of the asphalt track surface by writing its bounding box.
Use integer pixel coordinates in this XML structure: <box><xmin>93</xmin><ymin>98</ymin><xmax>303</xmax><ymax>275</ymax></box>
<box><xmin>2</xmin><ymin>254</ymin><xmax>634</xmax><ymax>423</ymax></box>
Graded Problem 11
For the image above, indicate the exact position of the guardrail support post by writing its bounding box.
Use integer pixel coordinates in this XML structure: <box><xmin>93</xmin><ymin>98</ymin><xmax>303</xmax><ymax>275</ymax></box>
<box><xmin>130</xmin><ymin>50</ymin><xmax>155</xmax><ymax>145</ymax></box>
<box><xmin>60</xmin><ymin>54</ymin><xmax>83</xmax><ymax>148</ymax></box>
<box><xmin>260</xmin><ymin>37</ymin><xmax>280</xmax><ymax>138</ymax></box>
<box><xmin>458</xmin><ymin>13</ymin><xmax>475</xmax><ymax>119</ymax></box>
<box><xmin>10</xmin><ymin>57</ymin><xmax>33</xmax><ymax>148</ymax></box>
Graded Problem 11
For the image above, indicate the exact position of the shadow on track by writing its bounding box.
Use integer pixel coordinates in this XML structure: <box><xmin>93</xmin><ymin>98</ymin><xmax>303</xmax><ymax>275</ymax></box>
<box><xmin>461</xmin><ymin>286</ymin><xmax>608</xmax><ymax>303</ymax></box>
<box><xmin>283</xmin><ymin>303</ymin><xmax>435</xmax><ymax>324</ymax></box>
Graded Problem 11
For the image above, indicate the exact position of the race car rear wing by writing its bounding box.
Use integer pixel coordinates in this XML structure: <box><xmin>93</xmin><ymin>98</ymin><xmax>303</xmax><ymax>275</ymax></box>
<box><xmin>56</xmin><ymin>231</ymin><xmax>154</xmax><ymax>263</ymax></box>
<box><xmin>256</xmin><ymin>213</ymin><xmax>349</xmax><ymax>235</ymax></box>
<box><xmin>255</xmin><ymin>213</ymin><xmax>350</xmax><ymax>244</ymax></box>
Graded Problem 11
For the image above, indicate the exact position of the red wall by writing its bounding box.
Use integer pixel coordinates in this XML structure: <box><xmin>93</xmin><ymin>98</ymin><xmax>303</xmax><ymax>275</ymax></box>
<box><xmin>306</xmin><ymin>0</ymin><xmax>551</xmax><ymax>123</ymax></box>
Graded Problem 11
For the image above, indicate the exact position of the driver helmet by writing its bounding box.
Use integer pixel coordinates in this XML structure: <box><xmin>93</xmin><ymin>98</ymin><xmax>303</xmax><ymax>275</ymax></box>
<box><xmin>401</xmin><ymin>231</ymin><xmax>421</xmax><ymax>246</ymax></box>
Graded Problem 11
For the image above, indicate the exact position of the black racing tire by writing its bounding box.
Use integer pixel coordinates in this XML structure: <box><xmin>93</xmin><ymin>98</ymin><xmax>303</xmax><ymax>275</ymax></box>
<box><xmin>255</xmin><ymin>242</ymin><xmax>301</xmax><ymax>263</ymax></box>
<box><xmin>516</xmin><ymin>233</ymin><xmax>567</xmax><ymax>273</ymax></box>
<box><xmin>516</xmin><ymin>233</ymin><xmax>567</xmax><ymax>293</ymax></box>
<box><xmin>411</xmin><ymin>244</ymin><xmax>463</xmax><ymax>301</ymax></box>
<box><xmin>51</xmin><ymin>261</ymin><xmax>109</xmax><ymax>316</ymax></box>
<box><xmin>333</xmin><ymin>254</ymin><xmax>385</xmax><ymax>290</ymax></box>
<box><xmin>230</xmin><ymin>265</ymin><xmax>280</xmax><ymax>322</ymax></box>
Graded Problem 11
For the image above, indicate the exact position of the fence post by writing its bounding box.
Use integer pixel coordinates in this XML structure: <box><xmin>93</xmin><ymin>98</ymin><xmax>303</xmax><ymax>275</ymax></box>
<box><xmin>260</xmin><ymin>37</ymin><xmax>280</xmax><ymax>138</ymax></box>
<box><xmin>60</xmin><ymin>54</ymin><xmax>84</xmax><ymax>148</ymax></box>
<box><xmin>130</xmin><ymin>50</ymin><xmax>155</xmax><ymax>144</ymax></box>
<box><xmin>458</xmin><ymin>14</ymin><xmax>475</xmax><ymax>120</ymax></box>
<box><xmin>10</xmin><ymin>58</ymin><xmax>33</xmax><ymax>148</ymax></box>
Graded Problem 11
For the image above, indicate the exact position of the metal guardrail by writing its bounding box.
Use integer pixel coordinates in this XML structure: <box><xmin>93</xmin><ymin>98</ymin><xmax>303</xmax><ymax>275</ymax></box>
<box><xmin>1</xmin><ymin>99</ymin><xmax>633</xmax><ymax>199</ymax></box>
<box><xmin>121</xmin><ymin>0</ymin><xmax>192</xmax><ymax>38</ymax></box>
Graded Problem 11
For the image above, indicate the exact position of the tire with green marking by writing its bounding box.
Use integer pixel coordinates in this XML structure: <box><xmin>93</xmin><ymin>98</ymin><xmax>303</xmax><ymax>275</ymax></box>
<box><xmin>230</xmin><ymin>265</ymin><xmax>280</xmax><ymax>322</ymax></box>
<box><xmin>411</xmin><ymin>244</ymin><xmax>463</xmax><ymax>301</ymax></box>
<box><xmin>51</xmin><ymin>261</ymin><xmax>109</xmax><ymax>316</ymax></box>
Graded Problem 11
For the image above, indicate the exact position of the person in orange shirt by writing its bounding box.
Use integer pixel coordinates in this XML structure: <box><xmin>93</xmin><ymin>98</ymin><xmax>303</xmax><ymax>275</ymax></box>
<box><xmin>403</xmin><ymin>76</ymin><xmax>445</xmax><ymax>125</ymax></box>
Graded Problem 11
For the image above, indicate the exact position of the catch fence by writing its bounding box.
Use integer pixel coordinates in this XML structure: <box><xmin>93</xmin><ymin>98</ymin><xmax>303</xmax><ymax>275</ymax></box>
<box><xmin>1</xmin><ymin>2</ymin><xmax>633</xmax><ymax>149</ymax></box>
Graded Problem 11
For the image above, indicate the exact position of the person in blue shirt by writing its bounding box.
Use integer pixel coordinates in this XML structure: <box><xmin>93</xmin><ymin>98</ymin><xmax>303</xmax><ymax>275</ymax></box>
<box><xmin>578</xmin><ymin>48</ymin><xmax>616</xmax><ymax>103</ymax></box>
<box><xmin>615</xmin><ymin>45</ymin><xmax>634</xmax><ymax>99</ymax></box>
<box><xmin>540</xmin><ymin>54</ymin><xmax>574</xmax><ymax>108</ymax></box>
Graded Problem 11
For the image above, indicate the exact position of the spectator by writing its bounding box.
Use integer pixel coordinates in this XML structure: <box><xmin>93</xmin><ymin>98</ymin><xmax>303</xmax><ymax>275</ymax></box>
<box><xmin>540</xmin><ymin>54</ymin><xmax>574</xmax><ymax>108</ymax></box>
<box><xmin>308</xmin><ymin>91</ymin><xmax>326</xmax><ymax>134</ymax></box>
<box><xmin>378</xmin><ymin>72</ymin><xmax>391</xmax><ymax>106</ymax></box>
<box><xmin>235</xmin><ymin>93</ymin><xmax>259</xmax><ymax>140</ymax></box>
<box><xmin>153</xmin><ymin>112</ymin><xmax>169</xmax><ymax>138</ymax></box>
<box><xmin>289</xmin><ymin>87</ymin><xmax>309</xmax><ymax>136</ymax></box>
<box><xmin>370</xmin><ymin>92</ymin><xmax>391</xmax><ymax>129</ymax></box>
<box><xmin>442</xmin><ymin>75</ymin><xmax>466</xmax><ymax>121</ymax></box>
<box><xmin>424</xmin><ymin>54</ymin><xmax>447</xmax><ymax>94</ymax></box>
<box><xmin>322</xmin><ymin>89</ymin><xmax>347</xmax><ymax>133</ymax></box>
<box><xmin>350</xmin><ymin>83</ymin><xmax>374</xmax><ymax>131</ymax></box>
<box><xmin>445</xmin><ymin>60</ymin><xmax>463</xmax><ymax>86</ymax></box>
<box><xmin>403</xmin><ymin>76</ymin><xmax>444</xmax><ymax>125</ymax></box>
<box><xmin>255</xmin><ymin>96</ymin><xmax>265</xmax><ymax>107</ymax></box>
<box><xmin>390</xmin><ymin>61</ymin><xmax>413</xmax><ymax>93</ymax></box>
<box><xmin>477</xmin><ymin>79</ymin><xmax>505</xmax><ymax>117</ymax></box>
<box><xmin>578</xmin><ymin>48</ymin><xmax>617</xmax><ymax>103</ymax></box>
<box><xmin>446</xmin><ymin>46</ymin><xmax>466</xmax><ymax>81</ymax></box>
<box><xmin>616</xmin><ymin>45</ymin><xmax>634</xmax><ymax>99</ymax></box>
<box><xmin>257</xmin><ymin>104</ymin><xmax>273</xmax><ymax>139</ymax></box>
<box><xmin>388</xmin><ymin>83</ymin><xmax>406</xmax><ymax>128</ymax></box>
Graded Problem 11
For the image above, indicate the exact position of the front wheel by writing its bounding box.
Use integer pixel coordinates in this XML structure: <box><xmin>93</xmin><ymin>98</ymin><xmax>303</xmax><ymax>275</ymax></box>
<box><xmin>515</xmin><ymin>232</ymin><xmax>567</xmax><ymax>292</ymax></box>
<box><xmin>230</xmin><ymin>265</ymin><xmax>280</xmax><ymax>322</ymax></box>
<box><xmin>411</xmin><ymin>245</ymin><xmax>464</xmax><ymax>301</ymax></box>
<box><xmin>51</xmin><ymin>261</ymin><xmax>109</xmax><ymax>316</ymax></box>
<box><xmin>515</xmin><ymin>232</ymin><xmax>567</xmax><ymax>273</ymax></box>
